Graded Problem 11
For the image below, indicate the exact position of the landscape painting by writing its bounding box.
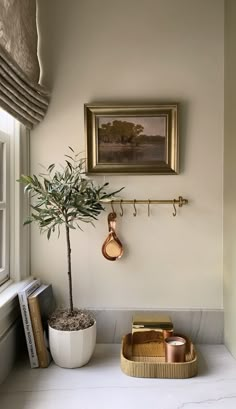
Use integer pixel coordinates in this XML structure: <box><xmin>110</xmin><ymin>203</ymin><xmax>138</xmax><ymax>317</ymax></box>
<box><xmin>97</xmin><ymin>116</ymin><xmax>166</xmax><ymax>164</ymax></box>
<box><xmin>85</xmin><ymin>104</ymin><xmax>178</xmax><ymax>174</ymax></box>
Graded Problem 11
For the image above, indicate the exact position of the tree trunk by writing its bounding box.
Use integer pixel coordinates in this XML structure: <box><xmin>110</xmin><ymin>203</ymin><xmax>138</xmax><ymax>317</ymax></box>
<box><xmin>65</xmin><ymin>223</ymin><xmax>73</xmax><ymax>313</ymax></box>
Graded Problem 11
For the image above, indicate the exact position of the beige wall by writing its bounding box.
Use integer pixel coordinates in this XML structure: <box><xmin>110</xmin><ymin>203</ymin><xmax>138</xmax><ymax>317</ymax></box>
<box><xmin>32</xmin><ymin>0</ymin><xmax>224</xmax><ymax>309</ymax></box>
<box><xmin>224</xmin><ymin>0</ymin><xmax>236</xmax><ymax>357</ymax></box>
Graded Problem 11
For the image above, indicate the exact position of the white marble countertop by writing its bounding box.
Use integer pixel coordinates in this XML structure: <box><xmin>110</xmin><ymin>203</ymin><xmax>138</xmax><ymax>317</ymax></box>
<box><xmin>1</xmin><ymin>344</ymin><xmax>236</xmax><ymax>409</ymax></box>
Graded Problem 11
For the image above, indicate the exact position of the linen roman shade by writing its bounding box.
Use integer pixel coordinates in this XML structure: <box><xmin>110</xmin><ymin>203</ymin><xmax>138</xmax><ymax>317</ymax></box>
<box><xmin>0</xmin><ymin>0</ymin><xmax>50</xmax><ymax>129</ymax></box>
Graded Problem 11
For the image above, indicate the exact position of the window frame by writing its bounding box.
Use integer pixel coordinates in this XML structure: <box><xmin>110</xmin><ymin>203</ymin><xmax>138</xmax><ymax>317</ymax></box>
<box><xmin>0</xmin><ymin>131</ymin><xmax>10</xmax><ymax>284</ymax></box>
<box><xmin>0</xmin><ymin>112</ymin><xmax>30</xmax><ymax>289</ymax></box>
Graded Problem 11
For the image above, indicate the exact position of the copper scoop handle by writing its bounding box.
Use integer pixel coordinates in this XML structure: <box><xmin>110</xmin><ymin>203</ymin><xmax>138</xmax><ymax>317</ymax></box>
<box><xmin>108</xmin><ymin>212</ymin><xmax>117</xmax><ymax>232</ymax></box>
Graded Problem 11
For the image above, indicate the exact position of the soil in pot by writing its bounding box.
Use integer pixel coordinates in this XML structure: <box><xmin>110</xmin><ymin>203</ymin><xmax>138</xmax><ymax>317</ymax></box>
<box><xmin>48</xmin><ymin>308</ymin><xmax>95</xmax><ymax>331</ymax></box>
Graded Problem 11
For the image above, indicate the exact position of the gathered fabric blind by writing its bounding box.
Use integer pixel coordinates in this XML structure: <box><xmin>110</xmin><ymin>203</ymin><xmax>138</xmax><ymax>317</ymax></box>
<box><xmin>0</xmin><ymin>0</ymin><xmax>50</xmax><ymax>129</ymax></box>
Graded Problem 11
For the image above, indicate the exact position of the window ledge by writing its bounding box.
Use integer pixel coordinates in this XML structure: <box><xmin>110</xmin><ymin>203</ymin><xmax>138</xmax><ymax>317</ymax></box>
<box><xmin>0</xmin><ymin>278</ymin><xmax>33</xmax><ymax>339</ymax></box>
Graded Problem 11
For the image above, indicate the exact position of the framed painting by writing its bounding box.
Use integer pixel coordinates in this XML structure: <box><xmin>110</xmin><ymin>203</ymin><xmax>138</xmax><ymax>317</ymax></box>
<box><xmin>85</xmin><ymin>104</ymin><xmax>179</xmax><ymax>174</ymax></box>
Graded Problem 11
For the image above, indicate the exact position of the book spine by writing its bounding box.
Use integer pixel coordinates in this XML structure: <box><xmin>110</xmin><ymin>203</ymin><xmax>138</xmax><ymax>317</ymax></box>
<box><xmin>18</xmin><ymin>287</ymin><xmax>40</xmax><ymax>368</ymax></box>
<box><xmin>29</xmin><ymin>298</ymin><xmax>49</xmax><ymax>368</ymax></box>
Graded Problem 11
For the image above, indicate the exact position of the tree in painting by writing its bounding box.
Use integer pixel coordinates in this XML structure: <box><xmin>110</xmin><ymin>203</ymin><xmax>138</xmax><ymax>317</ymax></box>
<box><xmin>99</xmin><ymin>120</ymin><xmax>144</xmax><ymax>145</ymax></box>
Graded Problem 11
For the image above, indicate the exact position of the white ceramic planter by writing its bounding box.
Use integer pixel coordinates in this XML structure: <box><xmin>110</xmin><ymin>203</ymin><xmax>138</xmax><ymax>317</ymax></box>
<box><xmin>49</xmin><ymin>321</ymin><xmax>96</xmax><ymax>368</ymax></box>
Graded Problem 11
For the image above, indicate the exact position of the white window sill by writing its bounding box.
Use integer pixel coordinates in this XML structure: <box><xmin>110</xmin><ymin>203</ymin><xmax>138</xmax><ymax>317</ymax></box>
<box><xmin>0</xmin><ymin>278</ymin><xmax>33</xmax><ymax>339</ymax></box>
<box><xmin>0</xmin><ymin>280</ymin><xmax>15</xmax><ymax>297</ymax></box>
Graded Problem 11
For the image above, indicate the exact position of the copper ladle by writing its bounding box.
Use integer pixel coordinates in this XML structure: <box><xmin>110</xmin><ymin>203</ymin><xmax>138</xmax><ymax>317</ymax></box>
<box><xmin>102</xmin><ymin>212</ymin><xmax>123</xmax><ymax>261</ymax></box>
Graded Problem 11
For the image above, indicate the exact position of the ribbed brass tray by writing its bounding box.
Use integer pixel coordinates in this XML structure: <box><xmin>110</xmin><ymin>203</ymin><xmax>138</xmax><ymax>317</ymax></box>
<box><xmin>121</xmin><ymin>333</ymin><xmax>198</xmax><ymax>379</ymax></box>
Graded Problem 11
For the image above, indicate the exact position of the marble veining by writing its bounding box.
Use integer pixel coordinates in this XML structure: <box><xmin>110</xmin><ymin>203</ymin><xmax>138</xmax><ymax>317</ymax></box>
<box><xmin>0</xmin><ymin>343</ymin><xmax>236</xmax><ymax>409</ymax></box>
<box><xmin>92</xmin><ymin>309</ymin><xmax>224</xmax><ymax>344</ymax></box>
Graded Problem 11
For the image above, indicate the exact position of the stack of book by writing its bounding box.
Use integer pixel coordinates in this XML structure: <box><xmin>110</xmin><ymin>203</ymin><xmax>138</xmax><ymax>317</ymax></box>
<box><xmin>18</xmin><ymin>279</ymin><xmax>55</xmax><ymax>368</ymax></box>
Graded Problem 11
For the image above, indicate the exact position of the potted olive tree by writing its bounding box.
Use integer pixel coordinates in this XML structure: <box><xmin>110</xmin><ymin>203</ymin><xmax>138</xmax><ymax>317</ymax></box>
<box><xmin>19</xmin><ymin>148</ymin><xmax>123</xmax><ymax>368</ymax></box>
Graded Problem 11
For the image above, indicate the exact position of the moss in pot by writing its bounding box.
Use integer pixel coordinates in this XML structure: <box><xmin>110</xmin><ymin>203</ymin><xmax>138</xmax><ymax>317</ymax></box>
<box><xmin>19</xmin><ymin>147</ymin><xmax>123</xmax><ymax>367</ymax></box>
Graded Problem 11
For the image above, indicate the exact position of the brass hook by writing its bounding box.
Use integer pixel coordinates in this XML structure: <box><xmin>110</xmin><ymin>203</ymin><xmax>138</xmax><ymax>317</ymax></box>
<box><xmin>133</xmin><ymin>199</ymin><xmax>137</xmax><ymax>217</ymax></box>
<box><xmin>119</xmin><ymin>199</ymin><xmax>124</xmax><ymax>217</ymax></box>
<box><xmin>148</xmin><ymin>199</ymin><xmax>151</xmax><ymax>217</ymax></box>
<box><xmin>111</xmin><ymin>200</ymin><xmax>115</xmax><ymax>213</ymax></box>
<box><xmin>172</xmin><ymin>200</ymin><xmax>177</xmax><ymax>217</ymax></box>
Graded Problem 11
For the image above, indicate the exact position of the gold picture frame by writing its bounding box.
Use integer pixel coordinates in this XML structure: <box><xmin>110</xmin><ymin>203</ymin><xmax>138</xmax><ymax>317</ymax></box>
<box><xmin>85</xmin><ymin>104</ymin><xmax>179</xmax><ymax>175</ymax></box>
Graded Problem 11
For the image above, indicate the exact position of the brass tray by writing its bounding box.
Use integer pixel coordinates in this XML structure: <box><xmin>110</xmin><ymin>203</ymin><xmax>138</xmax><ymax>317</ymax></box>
<box><xmin>121</xmin><ymin>333</ymin><xmax>198</xmax><ymax>379</ymax></box>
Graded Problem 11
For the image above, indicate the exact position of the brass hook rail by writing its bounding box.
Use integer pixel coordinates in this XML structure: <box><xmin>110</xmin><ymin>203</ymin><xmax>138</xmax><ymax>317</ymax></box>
<box><xmin>102</xmin><ymin>196</ymin><xmax>188</xmax><ymax>207</ymax></box>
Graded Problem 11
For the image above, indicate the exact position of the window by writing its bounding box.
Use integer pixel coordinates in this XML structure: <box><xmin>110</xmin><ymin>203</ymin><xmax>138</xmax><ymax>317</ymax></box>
<box><xmin>0</xmin><ymin>109</ymin><xmax>29</xmax><ymax>287</ymax></box>
<box><xmin>0</xmin><ymin>111</ymin><xmax>12</xmax><ymax>285</ymax></box>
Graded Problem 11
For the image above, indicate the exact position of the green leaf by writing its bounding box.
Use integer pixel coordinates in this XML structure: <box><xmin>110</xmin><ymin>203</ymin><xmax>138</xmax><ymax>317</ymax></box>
<box><xmin>65</xmin><ymin>160</ymin><xmax>73</xmax><ymax>171</ymax></box>
<box><xmin>23</xmin><ymin>219</ymin><xmax>33</xmax><ymax>225</ymax></box>
<box><xmin>47</xmin><ymin>164</ymin><xmax>55</xmax><ymax>172</ymax></box>
<box><xmin>19</xmin><ymin>175</ymin><xmax>34</xmax><ymax>184</ymax></box>
<box><xmin>64</xmin><ymin>155</ymin><xmax>74</xmax><ymax>161</ymax></box>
